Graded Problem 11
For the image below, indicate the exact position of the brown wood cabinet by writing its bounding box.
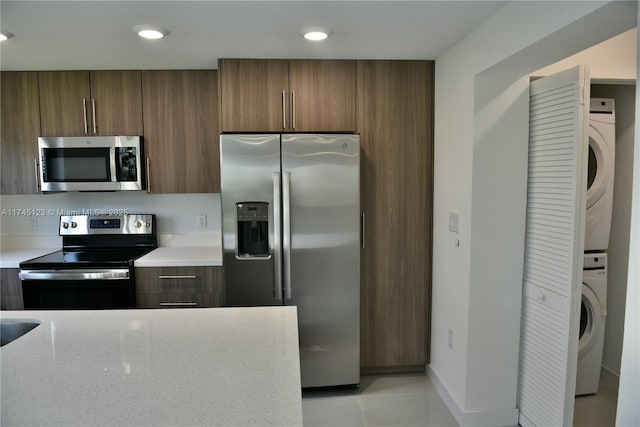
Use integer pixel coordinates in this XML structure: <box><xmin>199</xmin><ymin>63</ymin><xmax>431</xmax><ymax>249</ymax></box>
<box><xmin>289</xmin><ymin>60</ymin><xmax>356</xmax><ymax>132</ymax></box>
<box><xmin>219</xmin><ymin>59</ymin><xmax>356</xmax><ymax>132</ymax></box>
<box><xmin>142</xmin><ymin>70</ymin><xmax>219</xmax><ymax>193</ymax></box>
<box><xmin>39</xmin><ymin>71</ymin><xmax>143</xmax><ymax>136</ymax></box>
<box><xmin>1</xmin><ymin>269</ymin><xmax>24</xmax><ymax>310</ymax></box>
<box><xmin>1</xmin><ymin>72</ymin><xmax>41</xmax><ymax>195</ymax></box>
<box><xmin>357</xmin><ymin>60</ymin><xmax>434</xmax><ymax>372</ymax></box>
<box><xmin>135</xmin><ymin>266</ymin><xmax>223</xmax><ymax>308</ymax></box>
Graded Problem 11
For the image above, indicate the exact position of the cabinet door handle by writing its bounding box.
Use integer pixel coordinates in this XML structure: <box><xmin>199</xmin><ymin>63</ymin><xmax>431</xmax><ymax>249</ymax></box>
<box><xmin>82</xmin><ymin>99</ymin><xmax>88</xmax><ymax>134</ymax></box>
<box><xmin>146</xmin><ymin>157</ymin><xmax>151</xmax><ymax>193</ymax></box>
<box><xmin>361</xmin><ymin>212</ymin><xmax>365</xmax><ymax>249</ymax></box>
<box><xmin>283</xmin><ymin>171</ymin><xmax>292</xmax><ymax>300</ymax></box>
<box><xmin>160</xmin><ymin>302</ymin><xmax>198</xmax><ymax>307</ymax></box>
<box><xmin>282</xmin><ymin>90</ymin><xmax>287</xmax><ymax>129</ymax></box>
<box><xmin>158</xmin><ymin>275</ymin><xmax>197</xmax><ymax>279</ymax></box>
<box><xmin>292</xmin><ymin>90</ymin><xmax>296</xmax><ymax>130</ymax></box>
<box><xmin>33</xmin><ymin>158</ymin><xmax>41</xmax><ymax>192</ymax></box>
<box><xmin>273</xmin><ymin>172</ymin><xmax>283</xmax><ymax>301</ymax></box>
<box><xmin>91</xmin><ymin>98</ymin><xmax>97</xmax><ymax>134</ymax></box>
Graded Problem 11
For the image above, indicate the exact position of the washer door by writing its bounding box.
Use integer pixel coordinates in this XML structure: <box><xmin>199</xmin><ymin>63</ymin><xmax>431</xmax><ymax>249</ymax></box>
<box><xmin>578</xmin><ymin>283</ymin><xmax>603</xmax><ymax>359</ymax></box>
<box><xmin>587</xmin><ymin>124</ymin><xmax>613</xmax><ymax>209</ymax></box>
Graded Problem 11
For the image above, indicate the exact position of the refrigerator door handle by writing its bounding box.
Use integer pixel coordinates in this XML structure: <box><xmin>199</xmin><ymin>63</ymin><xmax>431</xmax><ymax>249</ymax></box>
<box><xmin>283</xmin><ymin>171</ymin><xmax>292</xmax><ymax>300</ymax></box>
<box><xmin>273</xmin><ymin>172</ymin><xmax>283</xmax><ymax>301</ymax></box>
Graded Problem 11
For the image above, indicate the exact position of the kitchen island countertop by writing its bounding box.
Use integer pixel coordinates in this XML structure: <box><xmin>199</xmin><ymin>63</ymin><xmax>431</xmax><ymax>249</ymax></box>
<box><xmin>0</xmin><ymin>307</ymin><xmax>302</xmax><ymax>426</ymax></box>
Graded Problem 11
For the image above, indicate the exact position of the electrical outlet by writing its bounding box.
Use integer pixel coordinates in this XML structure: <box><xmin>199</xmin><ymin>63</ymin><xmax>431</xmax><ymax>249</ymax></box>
<box><xmin>30</xmin><ymin>216</ymin><xmax>38</xmax><ymax>231</ymax></box>
<box><xmin>448</xmin><ymin>329</ymin><xmax>453</xmax><ymax>349</ymax></box>
<box><xmin>198</xmin><ymin>214</ymin><xmax>207</xmax><ymax>230</ymax></box>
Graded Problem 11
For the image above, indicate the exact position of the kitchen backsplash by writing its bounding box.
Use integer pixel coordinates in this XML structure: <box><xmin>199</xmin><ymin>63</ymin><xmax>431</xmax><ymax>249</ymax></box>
<box><xmin>0</xmin><ymin>192</ymin><xmax>221</xmax><ymax>236</ymax></box>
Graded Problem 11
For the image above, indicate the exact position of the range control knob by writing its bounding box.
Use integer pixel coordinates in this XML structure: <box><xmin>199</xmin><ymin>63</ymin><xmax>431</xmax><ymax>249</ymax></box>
<box><xmin>135</xmin><ymin>220</ymin><xmax>143</xmax><ymax>228</ymax></box>
<box><xmin>71</xmin><ymin>222</ymin><xmax>77</xmax><ymax>228</ymax></box>
<box><xmin>62</xmin><ymin>222</ymin><xmax>69</xmax><ymax>229</ymax></box>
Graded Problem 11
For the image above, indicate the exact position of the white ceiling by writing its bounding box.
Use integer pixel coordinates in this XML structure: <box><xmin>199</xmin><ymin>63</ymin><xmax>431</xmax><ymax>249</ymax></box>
<box><xmin>0</xmin><ymin>1</ymin><xmax>504</xmax><ymax>71</ymax></box>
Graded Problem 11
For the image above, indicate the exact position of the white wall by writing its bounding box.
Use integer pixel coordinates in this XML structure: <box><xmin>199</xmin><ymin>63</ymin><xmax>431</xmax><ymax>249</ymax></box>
<box><xmin>535</xmin><ymin>28</ymin><xmax>637</xmax><ymax>81</ymax></box>
<box><xmin>430</xmin><ymin>1</ymin><xmax>637</xmax><ymax>425</ymax></box>
<box><xmin>0</xmin><ymin>193</ymin><xmax>221</xmax><ymax>244</ymax></box>
<box><xmin>614</xmin><ymin>11</ymin><xmax>640</xmax><ymax>426</ymax></box>
<box><xmin>590</xmin><ymin>84</ymin><xmax>636</xmax><ymax>390</ymax></box>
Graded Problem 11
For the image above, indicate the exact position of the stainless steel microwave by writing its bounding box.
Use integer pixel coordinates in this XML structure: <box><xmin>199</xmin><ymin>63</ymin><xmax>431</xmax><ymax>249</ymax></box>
<box><xmin>37</xmin><ymin>136</ymin><xmax>144</xmax><ymax>192</ymax></box>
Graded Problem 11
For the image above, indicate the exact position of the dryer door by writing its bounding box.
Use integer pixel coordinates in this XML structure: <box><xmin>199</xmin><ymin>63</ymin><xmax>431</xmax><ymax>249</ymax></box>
<box><xmin>586</xmin><ymin>124</ymin><xmax>613</xmax><ymax>209</ymax></box>
<box><xmin>578</xmin><ymin>282</ymin><xmax>604</xmax><ymax>359</ymax></box>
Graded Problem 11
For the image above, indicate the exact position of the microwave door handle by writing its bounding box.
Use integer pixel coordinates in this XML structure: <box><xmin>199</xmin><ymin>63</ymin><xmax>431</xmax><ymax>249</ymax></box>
<box><xmin>110</xmin><ymin>147</ymin><xmax>118</xmax><ymax>183</ymax></box>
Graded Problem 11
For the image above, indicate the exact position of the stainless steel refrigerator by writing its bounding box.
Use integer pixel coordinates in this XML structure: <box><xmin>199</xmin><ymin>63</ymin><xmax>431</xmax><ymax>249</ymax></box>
<box><xmin>220</xmin><ymin>133</ymin><xmax>360</xmax><ymax>388</ymax></box>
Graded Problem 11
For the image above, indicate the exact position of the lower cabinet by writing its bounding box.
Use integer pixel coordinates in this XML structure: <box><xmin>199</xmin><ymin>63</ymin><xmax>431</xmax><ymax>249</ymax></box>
<box><xmin>135</xmin><ymin>266</ymin><xmax>223</xmax><ymax>309</ymax></box>
<box><xmin>1</xmin><ymin>269</ymin><xmax>24</xmax><ymax>310</ymax></box>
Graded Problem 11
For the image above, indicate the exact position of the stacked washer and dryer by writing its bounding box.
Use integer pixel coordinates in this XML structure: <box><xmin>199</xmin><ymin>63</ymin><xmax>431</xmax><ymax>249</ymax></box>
<box><xmin>576</xmin><ymin>98</ymin><xmax>615</xmax><ymax>396</ymax></box>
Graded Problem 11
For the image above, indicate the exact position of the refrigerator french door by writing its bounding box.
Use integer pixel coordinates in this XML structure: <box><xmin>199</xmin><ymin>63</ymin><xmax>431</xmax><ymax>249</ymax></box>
<box><xmin>220</xmin><ymin>133</ymin><xmax>360</xmax><ymax>388</ymax></box>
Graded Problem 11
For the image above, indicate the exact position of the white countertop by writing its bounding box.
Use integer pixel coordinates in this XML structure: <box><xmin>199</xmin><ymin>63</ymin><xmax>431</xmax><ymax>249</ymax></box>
<box><xmin>134</xmin><ymin>246</ymin><xmax>222</xmax><ymax>267</ymax></box>
<box><xmin>0</xmin><ymin>247</ymin><xmax>59</xmax><ymax>269</ymax></box>
<box><xmin>1</xmin><ymin>307</ymin><xmax>302</xmax><ymax>427</ymax></box>
<box><xmin>0</xmin><ymin>233</ymin><xmax>223</xmax><ymax>268</ymax></box>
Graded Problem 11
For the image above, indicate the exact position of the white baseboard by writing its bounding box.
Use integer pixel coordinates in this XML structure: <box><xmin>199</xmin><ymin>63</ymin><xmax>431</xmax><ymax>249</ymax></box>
<box><xmin>600</xmin><ymin>365</ymin><xmax>620</xmax><ymax>391</ymax></box>
<box><xmin>427</xmin><ymin>365</ymin><xmax>519</xmax><ymax>427</ymax></box>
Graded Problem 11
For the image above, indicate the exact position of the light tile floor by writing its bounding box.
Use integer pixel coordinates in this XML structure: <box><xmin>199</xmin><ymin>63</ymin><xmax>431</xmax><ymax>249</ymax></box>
<box><xmin>573</xmin><ymin>382</ymin><xmax>618</xmax><ymax>427</ymax></box>
<box><xmin>303</xmin><ymin>373</ymin><xmax>619</xmax><ymax>427</ymax></box>
<box><xmin>302</xmin><ymin>373</ymin><xmax>458</xmax><ymax>427</ymax></box>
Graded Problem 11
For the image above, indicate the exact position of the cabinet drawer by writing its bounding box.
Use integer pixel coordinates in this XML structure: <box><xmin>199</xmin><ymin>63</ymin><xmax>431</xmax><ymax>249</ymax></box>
<box><xmin>1</xmin><ymin>295</ymin><xmax>24</xmax><ymax>311</ymax></box>
<box><xmin>135</xmin><ymin>266</ymin><xmax>217</xmax><ymax>294</ymax></box>
<box><xmin>135</xmin><ymin>266</ymin><xmax>223</xmax><ymax>309</ymax></box>
<box><xmin>136</xmin><ymin>293</ymin><xmax>221</xmax><ymax>309</ymax></box>
<box><xmin>1</xmin><ymin>268</ymin><xmax>24</xmax><ymax>310</ymax></box>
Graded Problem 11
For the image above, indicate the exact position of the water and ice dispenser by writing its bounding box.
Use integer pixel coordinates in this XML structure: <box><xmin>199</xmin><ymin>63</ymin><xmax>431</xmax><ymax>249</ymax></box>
<box><xmin>236</xmin><ymin>202</ymin><xmax>269</xmax><ymax>257</ymax></box>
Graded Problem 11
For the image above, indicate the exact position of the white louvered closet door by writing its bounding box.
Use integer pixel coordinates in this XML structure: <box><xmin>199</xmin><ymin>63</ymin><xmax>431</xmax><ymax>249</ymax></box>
<box><xmin>518</xmin><ymin>66</ymin><xmax>590</xmax><ymax>427</ymax></box>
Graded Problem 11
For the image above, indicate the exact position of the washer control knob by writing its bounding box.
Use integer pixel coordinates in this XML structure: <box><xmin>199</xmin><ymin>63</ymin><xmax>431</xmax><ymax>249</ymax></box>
<box><xmin>135</xmin><ymin>220</ymin><xmax>143</xmax><ymax>228</ymax></box>
<box><xmin>62</xmin><ymin>222</ymin><xmax>69</xmax><ymax>229</ymax></box>
<box><xmin>71</xmin><ymin>222</ymin><xmax>77</xmax><ymax>228</ymax></box>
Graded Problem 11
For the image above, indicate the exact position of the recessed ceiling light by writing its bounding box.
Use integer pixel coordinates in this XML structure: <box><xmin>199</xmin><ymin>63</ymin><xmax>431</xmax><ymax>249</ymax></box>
<box><xmin>0</xmin><ymin>31</ymin><xmax>14</xmax><ymax>41</ymax></box>
<box><xmin>133</xmin><ymin>25</ymin><xmax>169</xmax><ymax>40</ymax></box>
<box><xmin>304</xmin><ymin>31</ymin><xmax>328</xmax><ymax>41</ymax></box>
<box><xmin>301</xmin><ymin>28</ymin><xmax>331</xmax><ymax>41</ymax></box>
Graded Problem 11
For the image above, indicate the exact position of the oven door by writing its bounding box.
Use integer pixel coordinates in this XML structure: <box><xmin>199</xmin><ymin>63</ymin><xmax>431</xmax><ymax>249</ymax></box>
<box><xmin>19</xmin><ymin>268</ymin><xmax>135</xmax><ymax>309</ymax></box>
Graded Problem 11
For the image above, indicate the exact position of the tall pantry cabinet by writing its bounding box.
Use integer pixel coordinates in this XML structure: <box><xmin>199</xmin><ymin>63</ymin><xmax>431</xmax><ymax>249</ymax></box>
<box><xmin>358</xmin><ymin>60</ymin><xmax>434</xmax><ymax>372</ymax></box>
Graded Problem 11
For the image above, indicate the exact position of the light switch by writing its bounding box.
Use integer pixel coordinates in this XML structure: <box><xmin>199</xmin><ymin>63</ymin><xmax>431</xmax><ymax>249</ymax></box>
<box><xmin>448</xmin><ymin>212</ymin><xmax>459</xmax><ymax>234</ymax></box>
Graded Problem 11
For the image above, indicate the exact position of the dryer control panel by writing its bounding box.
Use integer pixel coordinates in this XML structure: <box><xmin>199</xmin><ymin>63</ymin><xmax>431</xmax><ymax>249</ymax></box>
<box><xmin>590</xmin><ymin>98</ymin><xmax>614</xmax><ymax>114</ymax></box>
<box><xmin>584</xmin><ymin>253</ymin><xmax>607</xmax><ymax>270</ymax></box>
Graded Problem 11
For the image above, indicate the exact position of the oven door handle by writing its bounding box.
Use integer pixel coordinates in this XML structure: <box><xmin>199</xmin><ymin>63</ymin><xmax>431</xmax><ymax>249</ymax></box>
<box><xmin>19</xmin><ymin>269</ymin><xmax>130</xmax><ymax>281</ymax></box>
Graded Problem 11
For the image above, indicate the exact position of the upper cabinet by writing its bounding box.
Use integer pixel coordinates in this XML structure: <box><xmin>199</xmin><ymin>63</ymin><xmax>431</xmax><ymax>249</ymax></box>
<box><xmin>219</xmin><ymin>59</ymin><xmax>356</xmax><ymax>132</ymax></box>
<box><xmin>39</xmin><ymin>71</ymin><xmax>143</xmax><ymax>136</ymax></box>
<box><xmin>219</xmin><ymin>60</ymin><xmax>289</xmax><ymax>132</ymax></box>
<box><xmin>1</xmin><ymin>72</ymin><xmax>41</xmax><ymax>195</ymax></box>
<box><xmin>288</xmin><ymin>60</ymin><xmax>356</xmax><ymax>132</ymax></box>
<box><xmin>142</xmin><ymin>70</ymin><xmax>219</xmax><ymax>194</ymax></box>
